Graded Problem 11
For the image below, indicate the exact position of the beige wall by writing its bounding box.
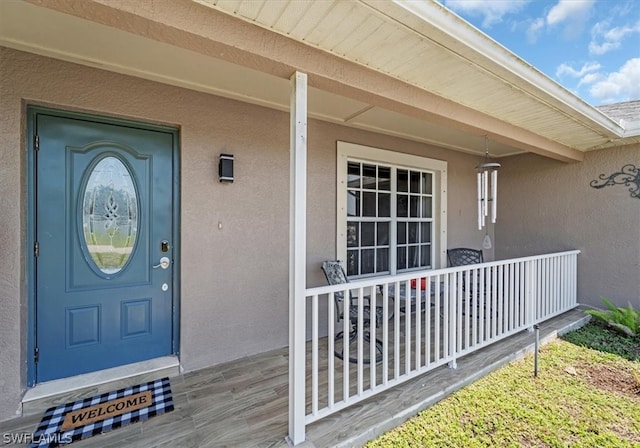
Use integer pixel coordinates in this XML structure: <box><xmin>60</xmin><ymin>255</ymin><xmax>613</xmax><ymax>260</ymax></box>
<box><xmin>497</xmin><ymin>147</ymin><xmax>640</xmax><ymax>308</ymax></box>
<box><xmin>0</xmin><ymin>47</ymin><xmax>487</xmax><ymax>422</ymax></box>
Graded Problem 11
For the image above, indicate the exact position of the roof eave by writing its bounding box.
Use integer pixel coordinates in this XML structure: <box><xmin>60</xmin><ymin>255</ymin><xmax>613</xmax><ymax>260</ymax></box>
<box><xmin>382</xmin><ymin>0</ymin><xmax>627</xmax><ymax>139</ymax></box>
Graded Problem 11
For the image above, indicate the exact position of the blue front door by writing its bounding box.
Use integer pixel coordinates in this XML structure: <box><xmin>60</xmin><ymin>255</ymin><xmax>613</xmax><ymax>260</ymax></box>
<box><xmin>34</xmin><ymin>110</ymin><xmax>177</xmax><ymax>382</ymax></box>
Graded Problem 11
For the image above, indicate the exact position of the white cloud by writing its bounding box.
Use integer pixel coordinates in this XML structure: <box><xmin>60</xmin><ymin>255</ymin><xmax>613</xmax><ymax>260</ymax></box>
<box><xmin>589</xmin><ymin>20</ymin><xmax>640</xmax><ymax>55</ymax></box>
<box><xmin>546</xmin><ymin>0</ymin><xmax>595</xmax><ymax>39</ymax></box>
<box><xmin>589</xmin><ymin>58</ymin><xmax>640</xmax><ymax>103</ymax></box>
<box><xmin>442</xmin><ymin>0</ymin><xmax>530</xmax><ymax>28</ymax></box>
<box><xmin>588</xmin><ymin>41</ymin><xmax>618</xmax><ymax>55</ymax></box>
<box><xmin>526</xmin><ymin>18</ymin><xmax>545</xmax><ymax>43</ymax></box>
<box><xmin>556</xmin><ymin>61</ymin><xmax>601</xmax><ymax>78</ymax></box>
<box><xmin>547</xmin><ymin>0</ymin><xmax>594</xmax><ymax>26</ymax></box>
<box><xmin>577</xmin><ymin>72</ymin><xmax>602</xmax><ymax>87</ymax></box>
<box><xmin>525</xmin><ymin>0</ymin><xmax>595</xmax><ymax>43</ymax></box>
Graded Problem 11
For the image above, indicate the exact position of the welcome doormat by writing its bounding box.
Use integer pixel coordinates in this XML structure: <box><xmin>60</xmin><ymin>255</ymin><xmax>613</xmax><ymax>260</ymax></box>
<box><xmin>29</xmin><ymin>377</ymin><xmax>173</xmax><ymax>447</ymax></box>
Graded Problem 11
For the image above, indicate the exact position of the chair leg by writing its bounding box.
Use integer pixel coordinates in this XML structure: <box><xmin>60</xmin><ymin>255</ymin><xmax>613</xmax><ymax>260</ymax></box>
<box><xmin>334</xmin><ymin>330</ymin><xmax>383</xmax><ymax>364</ymax></box>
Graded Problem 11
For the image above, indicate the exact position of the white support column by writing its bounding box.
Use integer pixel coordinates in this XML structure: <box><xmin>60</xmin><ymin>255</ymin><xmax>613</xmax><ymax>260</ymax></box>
<box><xmin>288</xmin><ymin>71</ymin><xmax>307</xmax><ymax>446</ymax></box>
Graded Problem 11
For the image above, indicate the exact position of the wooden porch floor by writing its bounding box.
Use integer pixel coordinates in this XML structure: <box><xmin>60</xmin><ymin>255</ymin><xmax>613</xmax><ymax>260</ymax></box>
<box><xmin>0</xmin><ymin>307</ymin><xmax>588</xmax><ymax>448</ymax></box>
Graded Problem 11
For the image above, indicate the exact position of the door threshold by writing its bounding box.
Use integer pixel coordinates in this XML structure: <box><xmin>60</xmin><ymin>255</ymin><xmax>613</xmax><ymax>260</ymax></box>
<box><xmin>22</xmin><ymin>356</ymin><xmax>180</xmax><ymax>416</ymax></box>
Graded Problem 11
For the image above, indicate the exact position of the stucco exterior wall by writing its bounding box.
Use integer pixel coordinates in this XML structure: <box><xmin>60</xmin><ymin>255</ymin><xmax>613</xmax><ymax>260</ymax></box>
<box><xmin>497</xmin><ymin>147</ymin><xmax>640</xmax><ymax>308</ymax></box>
<box><xmin>0</xmin><ymin>47</ymin><xmax>486</xmax><ymax>422</ymax></box>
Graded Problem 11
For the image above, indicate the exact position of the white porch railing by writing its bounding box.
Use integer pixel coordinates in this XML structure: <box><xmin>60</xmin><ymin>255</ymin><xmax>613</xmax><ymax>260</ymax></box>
<box><xmin>295</xmin><ymin>250</ymin><xmax>579</xmax><ymax>438</ymax></box>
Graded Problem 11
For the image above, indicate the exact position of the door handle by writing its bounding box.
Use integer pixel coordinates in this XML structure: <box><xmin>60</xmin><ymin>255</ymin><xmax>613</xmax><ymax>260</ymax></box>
<box><xmin>153</xmin><ymin>257</ymin><xmax>171</xmax><ymax>269</ymax></box>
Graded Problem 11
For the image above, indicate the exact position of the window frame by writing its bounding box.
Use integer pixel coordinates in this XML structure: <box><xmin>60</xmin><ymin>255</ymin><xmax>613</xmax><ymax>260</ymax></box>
<box><xmin>337</xmin><ymin>141</ymin><xmax>448</xmax><ymax>278</ymax></box>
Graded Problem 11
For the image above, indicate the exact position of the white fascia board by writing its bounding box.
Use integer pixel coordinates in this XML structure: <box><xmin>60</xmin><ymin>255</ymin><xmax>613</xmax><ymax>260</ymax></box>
<box><xmin>383</xmin><ymin>0</ymin><xmax>626</xmax><ymax>138</ymax></box>
<box><xmin>621</xmin><ymin>120</ymin><xmax>640</xmax><ymax>137</ymax></box>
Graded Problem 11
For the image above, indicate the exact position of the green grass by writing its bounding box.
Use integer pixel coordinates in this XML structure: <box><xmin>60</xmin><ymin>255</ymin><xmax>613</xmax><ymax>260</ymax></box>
<box><xmin>365</xmin><ymin>332</ymin><xmax>640</xmax><ymax>447</ymax></box>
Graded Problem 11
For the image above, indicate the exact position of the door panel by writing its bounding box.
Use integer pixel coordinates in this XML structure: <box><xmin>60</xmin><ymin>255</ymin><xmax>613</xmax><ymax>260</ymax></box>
<box><xmin>35</xmin><ymin>113</ymin><xmax>176</xmax><ymax>382</ymax></box>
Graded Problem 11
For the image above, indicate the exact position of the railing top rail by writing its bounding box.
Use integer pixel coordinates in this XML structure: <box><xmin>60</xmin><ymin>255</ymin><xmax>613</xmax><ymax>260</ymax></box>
<box><xmin>306</xmin><ymin>250</ymin><xmax>580</xmax><ymax>296</ymax></box>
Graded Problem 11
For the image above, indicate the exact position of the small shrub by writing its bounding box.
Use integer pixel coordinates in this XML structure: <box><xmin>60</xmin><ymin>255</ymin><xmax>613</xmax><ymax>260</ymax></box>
<box><xmin>585</xmin><ymin>297</ymin><xmax>640</xmax><ymax>337</ymax></box>
<box><xmin>561</xmin><ymin>322</ymin><xmax>640</xmax><ymax>361</ymax></box>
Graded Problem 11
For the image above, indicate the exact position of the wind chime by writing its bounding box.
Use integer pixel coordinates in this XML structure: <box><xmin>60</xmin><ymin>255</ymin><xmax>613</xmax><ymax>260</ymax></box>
<box><xmin>476</xmin><ymin>136</ymin><xmax>500</xmax><ymax>231</ymax></box>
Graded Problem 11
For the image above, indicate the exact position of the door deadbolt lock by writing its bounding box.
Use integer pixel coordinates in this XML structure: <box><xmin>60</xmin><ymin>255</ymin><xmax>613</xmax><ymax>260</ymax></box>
<box><xmin>161</xmin><ymin>240</ymin><xmax>170</xmax><ymax>253</ymax></box>
<box><xmin>153</xmin><ymin>257</ymin><xmax>171</xmax><ymax>269</ymax></box>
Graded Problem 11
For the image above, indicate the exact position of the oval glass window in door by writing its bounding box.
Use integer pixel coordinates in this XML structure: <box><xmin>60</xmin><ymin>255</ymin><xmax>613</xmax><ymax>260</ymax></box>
<box><xmin>82</xmin><ymin>156</ymin><xmax>138</xmax><ymax>275</ymax></box>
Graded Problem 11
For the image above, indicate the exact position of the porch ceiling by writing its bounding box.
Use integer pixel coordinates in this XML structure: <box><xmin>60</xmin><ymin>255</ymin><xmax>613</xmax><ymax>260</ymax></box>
<box><xmin>1</xmin><ymin>0</ymin><xmax>637</xmax><ymax>161</ymax></box>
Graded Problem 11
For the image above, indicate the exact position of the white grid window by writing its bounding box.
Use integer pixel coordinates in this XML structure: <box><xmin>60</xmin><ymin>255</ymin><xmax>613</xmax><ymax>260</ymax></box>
<box><xmin>396</xmin><ymin>169</ymin><xmax>433</xmax><ymax>271</ymax></box>
<box><xmin>337</xmin><ymin>142</ymin><xmax>447</xmax><ymax>278</ymax></box>
<box><xmin>346</xmin><ymin>162</ymin><xmax>392</xmax><ymax>276</ymax></box>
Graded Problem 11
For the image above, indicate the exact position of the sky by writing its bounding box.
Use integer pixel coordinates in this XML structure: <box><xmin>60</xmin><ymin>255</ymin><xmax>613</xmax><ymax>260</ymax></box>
<box><xmin>439</xmin><ymin>0</ymin><xmax>640</xmax><ymax>106</ymax></box>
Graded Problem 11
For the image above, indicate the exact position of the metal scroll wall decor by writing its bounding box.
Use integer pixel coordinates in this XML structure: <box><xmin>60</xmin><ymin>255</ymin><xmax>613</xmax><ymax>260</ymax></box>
<box><xmin>590</xmin><ymin>164</ymin><xmax>640</xmax><ymax>199</ymax></box>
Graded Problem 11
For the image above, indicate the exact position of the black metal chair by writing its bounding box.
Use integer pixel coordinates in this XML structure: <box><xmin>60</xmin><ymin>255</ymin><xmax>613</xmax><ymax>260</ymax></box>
<box><xmin>321</xmin><ymin>261</ymin><xmax>383</xmax><ymax>364</ymax></box>
<box><xmin>447</xmin><ymin>248</ymin><xmax>484</xmax><ymax>267</ymax></box>
<box><xmin>447</xmin><ymin>248</ymin><xmax>488</xmax><ymax>317</ymax></box>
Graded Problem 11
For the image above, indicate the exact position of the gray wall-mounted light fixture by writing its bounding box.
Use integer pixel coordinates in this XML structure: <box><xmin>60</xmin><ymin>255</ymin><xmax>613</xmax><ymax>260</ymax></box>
<box><xmin>219</xmin><ymin>154</ymin><xmax>234</xmax><ymax>183</ymax></box>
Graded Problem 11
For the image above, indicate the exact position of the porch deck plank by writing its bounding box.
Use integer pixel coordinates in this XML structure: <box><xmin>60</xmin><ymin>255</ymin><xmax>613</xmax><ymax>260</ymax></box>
<box><xmin>0</xmin><ymin>307</ymin><xmax>588</xmax><ymax>448</ymax></box>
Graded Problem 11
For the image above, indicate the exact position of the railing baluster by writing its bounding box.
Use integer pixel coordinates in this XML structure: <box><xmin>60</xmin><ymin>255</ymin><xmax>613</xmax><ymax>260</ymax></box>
<box><xmin>524</xmin><ymin>261</ymin><xmax>535</xmax><ymax>330</ymax></box>
<box><xmin>328</xmin><ymin>292</ymin><xmax>335</xmax><ymax>409</ymax></box>
<box><xmin>491</xmin><ymin>266</ymin><xmax>497</xmax><ymax>339</ymax></box>
<box><xmin>575</xmin><ymin>254</ymin><xmax>579</xmax><ymax>304</ymax></box>
<box><xmin>509</xmin><ymin>263</ymin><xmax>515</xmax><ymax>331</ymax></box>
<box><xmin>342</xmin><ymin>286</ymin><xmax>349</xmax><ymax>403</ymax></box>
<box><xmin>393</xmin><ymin>280</ymin><xmax>400</xmax><ymax>380</ymax></box>
<box><xmin>545</xmin><ymin>258</ymin><xmax>551</xmax><ymax>318</ymax></box>
<box><xmin>461</xmin><ymin>271</ymin><xmax>466</xmax><ymax>351</ymax></box>
<box><xmin>519</xmin><ymin>262</ymin><xmax>525</xmax><ymax>328</ymax></box>
<box><xmin>536</xmin><ymin>259</ymin><xmax>541</xmax><ymax>321</ymax></box>
<box><xmin>425</xmin><ymin>277</ymin><xmax>432</xmax><ymax>368</ymax></box>
<box><xmin>449</xmin><ymin>272</ymin><xmax>458</xmax><ymax>369</ymax></box>
<box><xmin>559</xmin><ymin>255</ymin><xmax>564</xmax><ymax>310</ymax></box>
<box><xmin>539</xmin><ymin>259</ymin><xmax>543</xmax><ymax>319</ymax></box>
<box><xmin>530</xmin><ymin>260</ymin><xmax>537</xmax><ymax>327</ymax></box>
<box><xmin>357</xmin><ymin>287</ymin><xmax>364</xmax><ymax>396</ymax></box>
<box><xmin>479</xmin><ymin>265</ymin><xmax>485</xmax><ymax>344</ymax></box>
<box><xmin>415</xmin><ymin>278</ymin><xmax>422</xmax><ymax>369</ymax></box>
<box><xmin>549</xmin><ymin>257</ymin><xmax>554</xmax><ymax>315</ymax></box>
<box><xmin>556</xmin><ymin>257</ymin><xmax>561</xmax><ymax>313</ymax></box>
<box><xmin>404</xmin><ymin>279</ymin><xmax>411</xmax><ymax>375</ymax></box>
<box><xmin>502</xmin><ymin>264</ymin><xmax>508</xmax><ymax>333</ymax></box>
<box><xmin>370</xmin><ymin>285</ymin><xmax>376</xmax><ymax>390</ymax></box>
<box><xmin>434</xmin><ymin>277</ymin><xmax>441</xmax><ymax>363</ymax></box>
<box><xmin>562</xmin><ymin>256</ymin><xmax>568</xmax><ymax>309</ymax></box>
<box><xmin>513</xmin><ymin>263</ymin><xmax>518</xmax><ymax>328</ymax></box>
<box><xmin>469</xmin><ymin>269</ymin><xmax>475</xmax><ymax>349</ymax></box>
<box><xmin>312</xmin><ymin>294</ymin><xmax>319</xmax><ymax>415</ymax></box>
<box><xmin>484</xmin><ymin>266</ymin><xmax>491</xmax><ymax>341</ymax></box>
<box><xmin>447</xmin><ymin>273</ymin><xmax>452</xmax><ymax>359</ymax></box>
<box><xmin>382</xmin><ymin>283</ymin><xmax>389</xmax><ymax>386</ymax></box>
<box><xmin>537</xmin><ymin>259</ymin><xmax>549</xmax><ymax>321</ymax></box>
<box><xmin>555</xmin><ymin>256</ymin><xmax>561</xmax><ymax>313</ymax></box>
<box><xmin>557</xmin><ymin>256</ymin><xmax>563</xmax><ymax>311</ymax></box>
<box><xmin>498</xmin><ymin>264</ymin><xmax>504</xmax><ymax>335</ymax></box>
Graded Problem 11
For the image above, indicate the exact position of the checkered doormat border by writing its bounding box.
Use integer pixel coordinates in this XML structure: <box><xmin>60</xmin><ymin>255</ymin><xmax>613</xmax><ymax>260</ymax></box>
<box><xmin>29</xmin><ymin>377</ymin><xmax>173</xmax><ymax>447</ymax></box>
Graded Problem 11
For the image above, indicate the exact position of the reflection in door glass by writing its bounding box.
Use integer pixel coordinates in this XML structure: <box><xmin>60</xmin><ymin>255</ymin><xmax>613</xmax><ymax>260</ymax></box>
<box><xmin>82</xmin><ymin>156</ymin><xmax>138</xmax><ymax>274</ymax></box>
